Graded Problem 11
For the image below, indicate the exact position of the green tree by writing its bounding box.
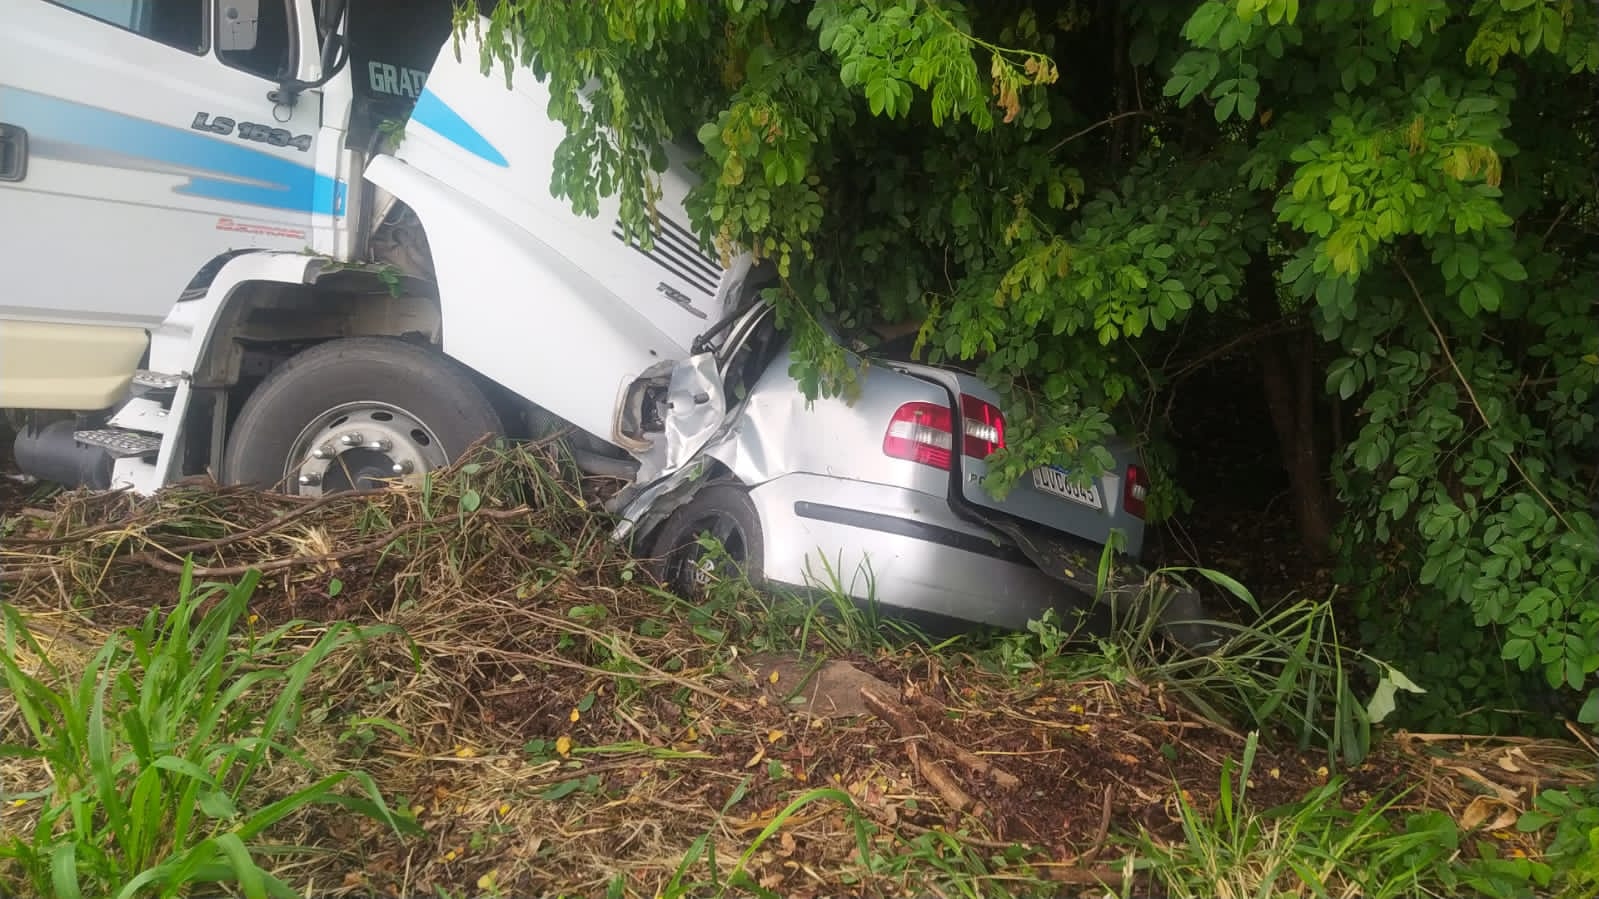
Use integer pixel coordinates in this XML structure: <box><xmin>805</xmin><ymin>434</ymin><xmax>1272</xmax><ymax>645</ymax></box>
<box><xmin>464</xmin><ymin>0</ymin><xmax>1599</xmax><ymax>733</ymax></box>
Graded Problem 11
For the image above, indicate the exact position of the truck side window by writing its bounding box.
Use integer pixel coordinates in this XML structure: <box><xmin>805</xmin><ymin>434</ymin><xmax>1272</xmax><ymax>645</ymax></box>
<box><xmin>216</xmin><ymin>0</ymin><xmax>294</xmax><ymax>81</ymax></box>
<box><xmin>47</xmin><ymin>0</ymin><xmax>207</xmax><ymax>55</ymax></box>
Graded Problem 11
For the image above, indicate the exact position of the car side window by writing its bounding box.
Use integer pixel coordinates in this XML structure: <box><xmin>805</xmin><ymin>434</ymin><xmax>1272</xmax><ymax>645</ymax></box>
<box><xmin>216</xmin><ymin>0</ymin><xmax>295</xmax><ymax>81</ymax></box>
<box><xmin>47</xmin><ymin>0</ymin><xmax>207</xmax><ymax>55</ymax></box>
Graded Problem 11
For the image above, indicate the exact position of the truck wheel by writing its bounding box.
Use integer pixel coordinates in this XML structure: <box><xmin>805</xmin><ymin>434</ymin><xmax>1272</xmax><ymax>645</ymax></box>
<box><xmin>650</xmin><ymin>485</ymin><xmax>765</xmax><ymax>598</ymax></box>
<box><xmin>223</xmin><ymin>337</ymin><xmax>502</xmax><ymax>495</ymax></box>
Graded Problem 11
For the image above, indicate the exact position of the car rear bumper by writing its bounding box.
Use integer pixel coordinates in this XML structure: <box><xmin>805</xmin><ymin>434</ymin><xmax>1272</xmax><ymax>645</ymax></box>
<box><xmin>746</xmin><ymin>472</ymin><xmax>1087</xmax><ymax>630</ymax></box>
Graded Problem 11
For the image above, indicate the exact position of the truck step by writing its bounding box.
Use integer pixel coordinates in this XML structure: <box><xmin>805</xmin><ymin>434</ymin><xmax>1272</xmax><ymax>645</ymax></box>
<box><xmin>74</xmin><ymin>428</ymin><xmax>162</xmax><ymax>458</ymax></box>
<box><xmin>131</xmin><ymin>369</ymin><xmax>182</xmax><ymax>398</ymax></box>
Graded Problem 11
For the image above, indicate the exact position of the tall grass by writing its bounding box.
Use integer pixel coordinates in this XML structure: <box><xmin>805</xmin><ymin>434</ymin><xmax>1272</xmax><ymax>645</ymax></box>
<box><xmin>657</xmin><ymin>535</ymin><xmax>933</xmax><ymax>658</ymax></box>
<box><xmin>1124</xmin><ymin>731</ymin><xmax>1467</xmax><ymax>899</ymax></box>
<box><xmin>675</xmin><ymin>530</ymin><xmax>1411</xmax><ymax>767</ymax></box>
<box><xmin>0</xmin><ymin>559</ymin><xmax>418</xmax><ymax>899</ymax></box>
<box><xmin>1045</xmin><ymin>563</ymin><xmax>1425</xmax><ymax>767</ymax></box>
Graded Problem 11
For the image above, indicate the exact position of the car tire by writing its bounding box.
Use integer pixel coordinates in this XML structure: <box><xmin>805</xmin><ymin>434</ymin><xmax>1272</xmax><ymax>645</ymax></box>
<box><xmin>1154</xmin><ymin>585</ymin><xmax>1225</xmax><ymax>653</ymax></box>
<box><xmin>650</xmin><ymin>484</ymin><xmax>766</xmax><ymax>598</ymax></box>
<box><xmin>223</xmin><ymin>337</ymin><xmax>503</xmax><ymax>494</ymax></box>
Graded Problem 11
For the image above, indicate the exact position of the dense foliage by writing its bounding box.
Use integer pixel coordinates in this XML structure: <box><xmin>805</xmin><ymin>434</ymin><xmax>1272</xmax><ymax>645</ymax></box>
<box><xmin>464</xmin><ymin>0</ymin><xmax>1599</xmax><ymax>733</ymax></box>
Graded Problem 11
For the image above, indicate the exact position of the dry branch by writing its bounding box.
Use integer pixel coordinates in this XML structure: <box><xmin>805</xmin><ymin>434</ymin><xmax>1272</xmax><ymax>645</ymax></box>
<box><xmin>857</xmin><ymin>685</ymin><xmax>1023</xmax><ymax>819</ymax></box>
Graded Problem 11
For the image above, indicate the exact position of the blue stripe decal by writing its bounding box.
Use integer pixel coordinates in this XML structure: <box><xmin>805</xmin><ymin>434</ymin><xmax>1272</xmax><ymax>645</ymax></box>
<box><xmin>312</xmin><ymin>176</ymin><xmax>347</xmax><ymax>219</ymax></box>
<box><xmin>411</xmin><ymin>89</ymin><xmax>508</xmax><ymax>167</ymax></box>
<box><xmin>1</xmin><ymin>87</ymin><xmax>340</xmax><ymax>215</ymax></box>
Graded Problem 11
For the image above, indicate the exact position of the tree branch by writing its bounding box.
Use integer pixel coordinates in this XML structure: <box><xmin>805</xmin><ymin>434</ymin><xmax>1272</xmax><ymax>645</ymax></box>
<box><xmin>1540</xmin><ymin>202</ymin><xmax>1572</xmax><ymax>243</ymax></box>
<box><xmin>1048</xmin><ymin>110</ymin><xmax>1155</xmax><ymax>154</ymax></box>
<box><xmin>1397</xmin><ymin>258</ymin><xmax>1575</xmax><ymax>533</ymax></box>
<box><xmin>1164</xmin><ymin>315</ymin><xmax>1307</xmax><ymax>387</ymax></box>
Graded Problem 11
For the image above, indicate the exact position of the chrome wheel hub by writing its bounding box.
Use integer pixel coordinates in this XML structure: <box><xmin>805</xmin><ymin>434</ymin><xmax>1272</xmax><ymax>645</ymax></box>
<box><xmin>285</xmin><ymin>402</ymin><xmax>446</xmax><ymax>496</ymax></box>
<box><xmin>679</xmin><ymin>511</ymin><xmax>746</xmax><ymax>593</ymax></box>
<box><xmin>693</xmin><ymin>557</ymin><xmax>718</xmax><ymax>587</ymax></box>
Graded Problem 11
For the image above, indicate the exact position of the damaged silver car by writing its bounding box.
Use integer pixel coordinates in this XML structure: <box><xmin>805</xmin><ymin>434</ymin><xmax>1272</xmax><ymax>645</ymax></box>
<box><xmin>607</xmin><ymin>297</ymin><xmax>1213</xmax><ymax>646</ymax></box>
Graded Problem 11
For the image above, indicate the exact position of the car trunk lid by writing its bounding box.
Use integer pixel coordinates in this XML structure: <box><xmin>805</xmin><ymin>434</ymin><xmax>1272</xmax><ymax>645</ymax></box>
<box><xmin>878</xmin><ymin>358</ymin><xmax>1149</xmax><ymax>560</ymax></box>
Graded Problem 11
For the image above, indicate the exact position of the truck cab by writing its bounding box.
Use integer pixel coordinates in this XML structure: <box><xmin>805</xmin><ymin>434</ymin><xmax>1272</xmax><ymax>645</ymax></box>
<box><xmin>1</xmin><ymin>0</ymin><xmax>751</xmax><ymax>495</ymax></box>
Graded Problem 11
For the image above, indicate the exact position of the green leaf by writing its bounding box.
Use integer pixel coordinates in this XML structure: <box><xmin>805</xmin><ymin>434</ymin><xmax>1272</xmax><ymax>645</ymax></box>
<box><xmin>1366</xmin><ymin>678</ymin><xmax>1399</xmax><ymax>724</ymax></box>
<box><xmin>1215</xmin><ymin>92</ymin><xmax>1238</xmax><ymax>122</ymax></box>
<box><xmin>1419</xmin><ymin>555</ymin><xmax>1443</xmax><ymax>584</ymax></box>
<box><xmin>1494</xmin><ymin>257</ymin><xmax>1527</xmax><ymax>282</ymax></box>
<box><xmin>1339</xmin><ymin>365</ymin><xmax>1358</xmax><ymax>400</ymax></box>
<box><xmin>1501</xmin><ymin>637</ymin><xmax>1534</xmax><ymax>669</ymax></box>
<box><xmin>1563</xmin><ymin>657</ymin><xmax>1584</xmax><ymax>691</ymax></box>
<box><xmin>540</xmin><ymin>778</ymin><xmax>588</xmax><ymax>801</ymax></box>
<box><xmin>866</xmin><ymin>80</ymin><xmax>887</xmax><ymax>116</ymax></box>
<box><xmin>1163</xmin><ymin>566</ymin><xmax>1258</xmax><ymax>612</ymax></box>
<box><xmin>1516</xmin><ymin>809</ymin><xmax>1554</xmax><ymax>832</ymax></box>
<box><xmin>1476</xmin><ymin>277</ymin><xmax>1502</xmax><ymax>312</ymax></box>
<box><xmin>1579</xmin><ymin>688</ymin><xmax>1599</xmax><ymax>725</ymax></box>
<box><xmin>1236</xmin><ymin>0</ymin><xmax>1268</xmax><ymax>22</ymax></box>
<box><xmin>199</xmin><ymin>790</ymin><xmax>239</xmax><ymax>820</ymax></box>
<box><xmin>1380</xmin><ymin>663</ymin><xmax>1426</xmax><ymax>694</ymax></box>
<box><xmin>1184</xmin><ymin>2</ymin><xmax>1229</xmax><ymax>46</ymax></box>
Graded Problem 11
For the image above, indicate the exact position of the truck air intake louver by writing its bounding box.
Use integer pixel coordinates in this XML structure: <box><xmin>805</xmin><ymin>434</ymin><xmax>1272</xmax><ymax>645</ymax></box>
<box><xmin>611</xmin><ymin>212</ymin><xmax>722</xmax><ymax>297</ymax></box>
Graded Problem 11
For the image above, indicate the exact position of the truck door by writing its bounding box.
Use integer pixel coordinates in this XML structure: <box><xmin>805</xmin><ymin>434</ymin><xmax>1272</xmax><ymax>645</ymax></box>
<box><xmin>0</xmin><ymin>1</ymin><xmax>330</xmax><ymax>407</ymax></box>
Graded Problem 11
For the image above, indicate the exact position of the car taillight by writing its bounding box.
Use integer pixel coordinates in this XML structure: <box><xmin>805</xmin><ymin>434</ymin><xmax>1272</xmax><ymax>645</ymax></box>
<box><xmin>960</xmin><ymin>394</ymin><xmax>1006</xmax><ymax>459</ymax></box>
<box><xmin>1124</xmin><ymin>464</ymin><xmax>1148</xmax><ymax>519</ymax></box>
<box><xmin>883</xmin><ymin>402</ymin><xmax>954</xmax><ymax>470</ymax></box>
<box><xmin>885</xmin><ymin>395</ymin><xmax>1007</xmax><ymax>470</ymax></box>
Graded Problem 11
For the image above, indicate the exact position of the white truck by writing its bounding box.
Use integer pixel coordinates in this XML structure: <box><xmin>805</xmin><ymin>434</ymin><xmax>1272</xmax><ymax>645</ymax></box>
<box><xmin>1</xmin><ymin>0</ymin><xmax>757</xmax><ymax>497</ymax></box>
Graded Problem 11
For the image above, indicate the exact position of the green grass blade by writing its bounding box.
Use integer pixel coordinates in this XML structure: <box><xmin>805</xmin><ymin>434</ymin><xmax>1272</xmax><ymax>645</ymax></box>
<box><xmin>232</xmin><ymin>773</ymin><xmax>350</xmax><ymax>840</ymax></box>
<box><xmin>49</xmin><ymin>842</ymin><xmax>82</xmax><ymax>899</ymax></box>
<box><xmin>213</xmin><ymin>832</ymin><xmax>267</xmax><ymax>899</ymax></box>
<box><xmin>721</xmin><ymin>788</ymin><xmax>856</xmax><ymax>896</ymax></box>
<box><xmin>85</xmin><ymin>656</ymin><xmax>129</xmax><ymax>851</ymax></box>
<box><xmin>126</xmin><ymin>765</ymin><xmax>166</xmax><ymax>873</ymax></box>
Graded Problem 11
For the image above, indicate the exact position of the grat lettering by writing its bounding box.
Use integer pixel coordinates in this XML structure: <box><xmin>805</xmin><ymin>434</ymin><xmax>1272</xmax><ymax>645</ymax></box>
<box><xmin>368</xmin><ymin>61</ymin><xmax>429</xmax><ymax>99</ymax></box>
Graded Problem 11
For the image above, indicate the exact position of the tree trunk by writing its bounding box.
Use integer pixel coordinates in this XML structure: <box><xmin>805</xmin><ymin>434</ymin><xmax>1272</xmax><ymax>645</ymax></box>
<box><xmin>1257</xmin><ymin>328</ymin><xmax>1333</xmax><ymax>560</ymax></box>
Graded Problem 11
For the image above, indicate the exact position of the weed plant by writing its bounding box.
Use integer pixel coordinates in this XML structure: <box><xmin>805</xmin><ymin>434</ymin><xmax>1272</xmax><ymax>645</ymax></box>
<box><xmin>0</xmin><ymin>559</ymin><xmax>417</xmax><ymax>899</ymax></box>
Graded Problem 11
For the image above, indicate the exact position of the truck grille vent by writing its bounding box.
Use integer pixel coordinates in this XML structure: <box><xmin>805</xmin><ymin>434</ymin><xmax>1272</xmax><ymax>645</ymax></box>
<box><xmin>611</xmin><ymin>213</ymin><xmax>722</xmax><ymax>297</ymax></box>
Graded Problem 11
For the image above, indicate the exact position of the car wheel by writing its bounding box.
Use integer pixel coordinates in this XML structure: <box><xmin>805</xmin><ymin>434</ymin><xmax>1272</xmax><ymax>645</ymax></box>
<box><xmin>223</xmin><ymin>337</ymin><xmax>503</xmax><ymax>495</ymax></box>
<box><xmin>650</xmin><ymin>485</ymin><xmax>765</xmax><ymax>598</ymax></box>
<box><xmin>1154</xmin><ymin>583</ymin><xmax>1225</xmax><ymax>653</ymax></box>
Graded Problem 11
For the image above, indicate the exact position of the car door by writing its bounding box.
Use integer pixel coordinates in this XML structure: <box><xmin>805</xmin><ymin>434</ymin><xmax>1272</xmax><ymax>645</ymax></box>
<box><xmin>0</xmin><ymin>0</ymin><xmax>329</xmax><ymax>337</ymax></box>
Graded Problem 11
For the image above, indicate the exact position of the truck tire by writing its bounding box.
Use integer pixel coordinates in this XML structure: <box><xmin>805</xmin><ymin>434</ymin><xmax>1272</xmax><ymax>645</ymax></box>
<box><xmin>223</xmin><ymin>337</ymin><xmax>503</xmax><ymax>495</ymax></box>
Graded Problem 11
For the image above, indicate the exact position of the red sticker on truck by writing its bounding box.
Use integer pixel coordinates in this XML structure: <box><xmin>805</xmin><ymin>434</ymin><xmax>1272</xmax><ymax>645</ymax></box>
<box><xmin>216</xmin><ymin>218</ymin><xmax>306</xmax><ymax>240</ymax></box>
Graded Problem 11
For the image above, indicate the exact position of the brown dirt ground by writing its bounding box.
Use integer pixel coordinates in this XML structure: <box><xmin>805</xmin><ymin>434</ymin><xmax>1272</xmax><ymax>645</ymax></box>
<box><xmin>0</xmin><ymin>444</ymin><xmax>1592</xmax><ymax>897</ymax></box>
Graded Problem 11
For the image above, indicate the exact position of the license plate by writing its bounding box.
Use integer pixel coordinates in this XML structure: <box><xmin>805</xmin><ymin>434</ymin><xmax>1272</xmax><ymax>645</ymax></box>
<box><xmin>1030</xmin><ymin>465</ymin><xmax>1103</xmax><ymax>510</ymax></box>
